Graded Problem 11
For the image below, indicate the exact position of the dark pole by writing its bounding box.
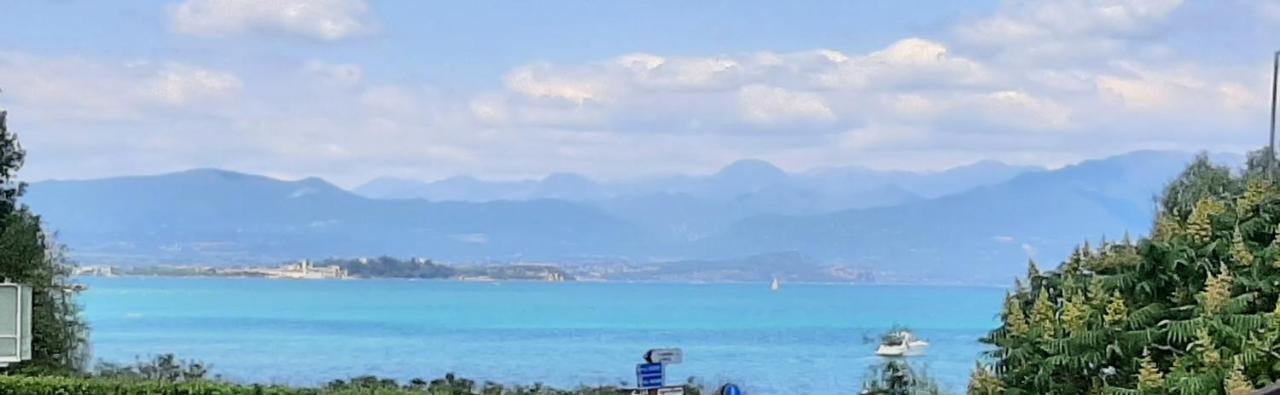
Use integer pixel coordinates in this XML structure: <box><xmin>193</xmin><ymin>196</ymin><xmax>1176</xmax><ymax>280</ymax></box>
<box><xmin>1271</xmin><ymin>51</ymin><xmax>1279</xmax><ymax>174</ymax></box>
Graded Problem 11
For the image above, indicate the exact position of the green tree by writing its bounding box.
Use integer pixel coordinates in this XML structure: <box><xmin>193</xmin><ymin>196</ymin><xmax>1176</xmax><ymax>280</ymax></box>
<box><xmin>974</xmin><ymin>151</ymin><xmax>1280</xmax><ymax>394</ymax></box>
<box><xmin>0</xmin><ymin>109</ymin><xmax>88</xmax><ymax>374</ymax></box>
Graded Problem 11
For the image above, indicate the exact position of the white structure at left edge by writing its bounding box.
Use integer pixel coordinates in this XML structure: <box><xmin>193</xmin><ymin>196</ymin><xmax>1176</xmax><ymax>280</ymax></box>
<box><xmin>0</xmin><ymin>283</ymin><xmax>33</xmax><ymax>366</ymax></box>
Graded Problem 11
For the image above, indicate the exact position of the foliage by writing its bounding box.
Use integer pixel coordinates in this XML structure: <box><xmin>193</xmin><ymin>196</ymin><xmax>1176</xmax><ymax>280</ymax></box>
<box><xmin>319</xmin><ymin>257</ymin><xmax>572</xmax><ymax>281</ymax></box>
<box><xmin>860</xmin><ymin>360</ymin><xmax>941</xmax><ymax>395</ymax></box>
<box><xmin>0</xmin><ymin>374</ymin><xmax>699</xmax><ymax>395</ymax></box>
<box><xmin>975</xmin><ymin>151</ymin><xmax>1280</xmax><ymax>394</ymax></box>
<box><xmin>967</xmin><ymin>362</ymin><xmax>1002</xmax><ymax>395</ymax></box>
<box><xmin>321</xmin><ymin>257</ymin><xmax>457</xmax><ymax>279</ymax></box>
<box><xmin>0</xmin><ymin>110</ymin><xmax>24</xmax><ymax>213</ymax></box>
<box><xmin>93</xmin><ymin>354</ymin><xmax>211</xmax><ymax>382</ymax></box>
<box><xmin>0</xmin><ymin>108</ymin><xmax>88</xmax><ymax>375</ymax></box>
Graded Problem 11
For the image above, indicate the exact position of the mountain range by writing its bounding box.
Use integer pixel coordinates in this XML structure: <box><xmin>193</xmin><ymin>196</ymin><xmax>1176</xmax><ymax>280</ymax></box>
<box><xmin>356</xmin><ymin>159</ymin><xmax>1043</xmax><ymax>242</ymax></box>
<box><xmin>21</xmin><ymin>150</ymin><xmax>1241</xmax><ymax>283</ymax></box>
<box><xmin>355</xmin><ymin>159</ymin><xmax>1040</xmax><ymax>203</ymax></box>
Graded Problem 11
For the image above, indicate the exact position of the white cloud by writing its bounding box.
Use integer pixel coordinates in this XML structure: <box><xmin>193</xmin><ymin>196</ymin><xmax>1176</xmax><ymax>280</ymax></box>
<box><xmin>614</xmin><ymin>53</ymin><xmax>745</xmax><ymax>90</ymax></box>
<box><xmin>9</xmin><ymin>0</ymin><xmax>1276</xmax><ymax>185</ymax></box>
<box><xmin>882</xmin><ymin>94</ymin><xmax>937</xmax><ymax>118</ymax></box>
<box><xmin>476</xmin><ymin>38</ymin><xmax>993</xmax><ymax>134</ymax></box>
<box><xmin>170</xmin><ymin>0</ymin><xmax>370</xmax><ymax>41</ymax></box>
<box><xmin>1093</xmin><ymin>62</ymin><xmax>1262</xmax><ymax>114</ymax></box>
<box><xmin>819</xmin><ymin>37</ymin><xmax>988</xmax><ymax>88</ymax></box>
<box><xmin>955</xmin><ymin>0</ymin><xmax>1185</xmax><ymax>64</ymax></box>
<box><xmin>505</xmin><ymin>64</ymin><xmax>608</xmax><ymax>104</ymax></box>
<box><xmin>468</xmin><ymin>96</ymin><xmax>509</xmax><ymax>124</ymax></box>
<box><xmin>0</xmin><ymin>54</ymin><xmax>143</xmax><ymax>121</ymax></box>
<box><xmin>814</xmin><ymin>38</ymin><xmax>990</xmax><ymax>90</ymax></box>
<box><xmin>970</xmin><ymin>90</ymin><xmax>1072</xmax><ymax>130</ymax></box>
<box><xmin>145</xmin><ymin>64</ymin><xmax>242</xmax><ymax>106</ymax></box>
<box><xmin>839</xmin><ymin>124</ymin><xmax>928</xmax><ymax>151</ymax></box>
<box><xmin>1096</xmin><ymin>75</ymin><xmax>1176</xmax><ymax>110</ymax></box>
<box><xmin>461</xmin><ymin>11</ymin><xmax>1264</xmax><ymax>165</ymax></box>
<box><xmin>738</xmin><ymin>85</ymin><xmax>834</xmax><ymax>125</ymax></box>
<box><xmin>1218</xmin><ymin>83</ymin><xmax>1260</xmax><ymax>112</ymax></box>
<box><xmin>958</xmin><ymin>0</ymin><xmax>1183</xmax><ymax>42</ymax></box>
<box><xmin>0</xmin><ymin>53</ymin><xmax>241</xmax><ymax>121</ymax></box>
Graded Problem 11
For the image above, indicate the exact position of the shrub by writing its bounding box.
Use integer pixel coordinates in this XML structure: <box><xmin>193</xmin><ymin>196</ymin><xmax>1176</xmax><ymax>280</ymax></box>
<box><xmin>0</xmin><ymin>375</ymin><xmax>699</xmax><ymax>395</ymax></box>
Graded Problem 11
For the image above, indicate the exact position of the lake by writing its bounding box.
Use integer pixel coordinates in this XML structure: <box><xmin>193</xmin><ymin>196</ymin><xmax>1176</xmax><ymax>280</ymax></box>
<box><xmin>78</xmin><ymin>277</ymin><xmax>1006</xmax><ymax>393</ymax></box>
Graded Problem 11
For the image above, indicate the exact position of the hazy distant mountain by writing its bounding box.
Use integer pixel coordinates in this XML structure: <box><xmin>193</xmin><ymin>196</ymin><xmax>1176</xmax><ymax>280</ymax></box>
<box><xmin>24</xmin><ymin>169</ymin><xmax>645</xmax><ymax>264</ymax></box>
<box><xmin>353</xmin><ymin>158</ymin><xmax>1039</xmax><ymax>205</ymax></box>
<box><xmin>698</xmin><ymin>150</ymin><xmax>1241</xmax><ymax>282</ymax></box>
<box><xmin>799</xmin><ymin>160</ymin><xmax>1045</xmax><ymax>199</ymax></box>
<box><xmin>20</xmin><ymin>151</ymin><xmax>1243</xmax><ymax>282</ymax></box>
<box><xmin>352</xmin><ymin>158</ymin><xmax>1039</xmax><ymax>240</ymax></box>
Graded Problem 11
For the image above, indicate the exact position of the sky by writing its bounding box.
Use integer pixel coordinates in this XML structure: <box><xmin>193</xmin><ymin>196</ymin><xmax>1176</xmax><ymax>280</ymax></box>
<box><xmin>1</xmin><ymin>0</ymin><xmax>1278</xmax><ymax>187</ymax></box>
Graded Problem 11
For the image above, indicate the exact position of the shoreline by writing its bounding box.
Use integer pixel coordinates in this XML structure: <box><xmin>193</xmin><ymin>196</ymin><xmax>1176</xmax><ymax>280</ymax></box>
<box><xmin>73</xmin><ymin>273</ymin><xmax>1010</xmax><ymax>288</ymax></box>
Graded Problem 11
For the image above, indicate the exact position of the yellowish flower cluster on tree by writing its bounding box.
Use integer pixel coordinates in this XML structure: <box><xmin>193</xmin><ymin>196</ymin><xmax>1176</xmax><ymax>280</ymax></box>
<box><xmin>1103</xmin><ymin>292</ymin><xmax>1127</xmax><ymax>329</ymax></box>
<box><xmin>1187</xmin><ymin>198</ymin><xmax>1226</xmax><ymax>245</ymax></box>
<box><xmin>1061</xmin><ymin>292</ymin><xmax>1090</xmax><ymax>334</ymax></box>
<box><xmin>1225</xmin><ymin>359</ymin><xmax>1253</xmax><ymax>395</ymax></box>
<box><xmin>1153</xmin><ymin>213</ymin><xmax>1182</xmax><ymax>243</ymax></box>
<box><xmin>1200</xmin><ymin>267</ymin><xmax>1233</xmax><ymax>316</ymax></box>
<box><xmin>1231</xmin><ymin>227</ymin><xmax>1254</xmax><ymax>266</ymax></box>
<box><xmin>1004</xmin><ymin>295</ymin><xmax>1028</xmax><ymax>336</ymax></box>
<box><xmin>1194</xmin><ymin>327</ymin><xmax>1222</xmax><ymax>368</ymax></box>
<box><xmin>1030</xmin><ymin>290</ymin><xmax>1056</xmax><ymax>336</ymax></box>
<box><xmin>967</xmin><ymin>362</ymin><xmax>1002</xmax><ymax>395</ymax></box>
<box><xmin>1137</xmin><ymin>350</ymin><xmax>1163</xmax><ymax>393</ymax></box>
<box><xmin>1236</xmin><ymin>178</ymin><xmax>1271</xmax><ymax>217</ymax></box>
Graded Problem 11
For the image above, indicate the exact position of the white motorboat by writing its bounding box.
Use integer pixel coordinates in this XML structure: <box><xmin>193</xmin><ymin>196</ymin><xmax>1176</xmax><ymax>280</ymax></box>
<box><xmin>874</xmin><ymin>331</ymin><xmax>929</xmax><ymax>357</ymax></box>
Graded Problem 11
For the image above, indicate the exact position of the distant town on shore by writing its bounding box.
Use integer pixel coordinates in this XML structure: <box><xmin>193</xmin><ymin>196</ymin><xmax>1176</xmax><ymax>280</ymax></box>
<box><xmin>72</xmin><ymin>252</ymin><xmax>878</xmax><ymax>284</ymax></box>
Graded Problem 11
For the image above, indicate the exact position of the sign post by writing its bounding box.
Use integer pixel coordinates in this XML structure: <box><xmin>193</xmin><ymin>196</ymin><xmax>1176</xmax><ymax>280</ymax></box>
<box><xmin>628</xmin><ymin>387</ymin><xmax>685</xmax><ymax>395</ymax></box>
<box><xmin>644</xmin><ymin>348</ymin><xmax>683</xmax><ymax>365</ymax></box>
<box><xmin>636</xmin><ymin>362</ymin><xmax>664</xmax><ymax>389</ymax></box>
<box><xmin>628</xmin><ymin>348</ymin><xmax>689</xmax><ymax>395</ymax></box>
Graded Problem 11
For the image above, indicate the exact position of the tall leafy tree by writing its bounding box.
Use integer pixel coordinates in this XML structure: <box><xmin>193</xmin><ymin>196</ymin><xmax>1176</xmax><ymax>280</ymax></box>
<box><xmin>0</xmin><ymin>108</ymin><xmax>88</xmax><ymax>374</ymax></box>
<box><xmin>974</xmin><ymin>151</ymin><xmax>1280</xmax><ymax>394</ymax></box>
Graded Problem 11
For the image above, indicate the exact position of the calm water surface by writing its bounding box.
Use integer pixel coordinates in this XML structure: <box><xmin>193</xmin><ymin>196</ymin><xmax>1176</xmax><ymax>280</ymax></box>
<box><xmin>79</xmin><ymin>277</ymin><xmax>1004</xmax><ymax>394</ymax></box>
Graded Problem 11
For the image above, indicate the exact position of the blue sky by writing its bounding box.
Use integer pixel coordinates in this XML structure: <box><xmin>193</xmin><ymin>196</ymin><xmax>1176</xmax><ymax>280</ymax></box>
<box><xmin>1</xmin><ymin>0</ymin><xmax>1278</xmax><ymax>186</ymax></box>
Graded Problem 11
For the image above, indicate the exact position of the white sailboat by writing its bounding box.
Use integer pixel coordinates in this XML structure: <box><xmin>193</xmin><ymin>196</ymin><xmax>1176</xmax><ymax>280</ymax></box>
<box><xmin>770</xmin><ymin>277</ymin><xmax>780</xmax><ymax>292</ymax></box>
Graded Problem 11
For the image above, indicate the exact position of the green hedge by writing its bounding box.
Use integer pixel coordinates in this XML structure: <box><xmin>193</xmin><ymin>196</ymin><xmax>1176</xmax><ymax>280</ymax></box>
<box><xmin>0</xmin><ymin>376</ymin><xmax>696</xmax><ymax>395</ymax></box>
<box><xmin>0</xmin><ymin>376</ymin><xmax>355</xmax><ymax>395</ymax></box>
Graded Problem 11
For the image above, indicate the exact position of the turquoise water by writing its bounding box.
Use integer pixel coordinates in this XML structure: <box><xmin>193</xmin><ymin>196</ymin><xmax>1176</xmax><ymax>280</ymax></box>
<box><xmin>78</xmin><ymin>277</ymin><xmax>1005</xmax><ymax>394</ymax></box>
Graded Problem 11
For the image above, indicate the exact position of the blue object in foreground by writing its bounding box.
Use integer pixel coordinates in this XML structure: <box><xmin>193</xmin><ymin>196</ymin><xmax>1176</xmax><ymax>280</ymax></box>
<box><xmin>636</xmin><ymin>362</ymin><xmax>664</xmax><ymax>389</ymax></box>
<box><xmin>720</xmin><ymin>383</ymin><xmax>743</xmax><ymax>395</ymax></box>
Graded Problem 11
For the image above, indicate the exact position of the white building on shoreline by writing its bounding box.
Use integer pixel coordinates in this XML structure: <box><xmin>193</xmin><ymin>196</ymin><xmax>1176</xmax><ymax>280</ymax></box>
<box><xmin>259</xmin><ymin>260</ymin><xmax>347</xmax><ymax>280</ymax></box>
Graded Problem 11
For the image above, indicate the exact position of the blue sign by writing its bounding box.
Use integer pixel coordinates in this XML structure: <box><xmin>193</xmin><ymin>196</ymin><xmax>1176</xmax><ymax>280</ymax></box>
<box><xmin>636</xmin><ymin>362</ymin><xmax>664</xmax><ymax>389</ymax></box>
<box><xmin>720</xmin><ymin>383</ymin><xmax>743</xmax><ymax>395</ymax></box>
